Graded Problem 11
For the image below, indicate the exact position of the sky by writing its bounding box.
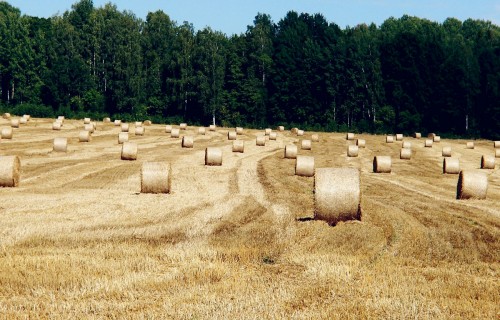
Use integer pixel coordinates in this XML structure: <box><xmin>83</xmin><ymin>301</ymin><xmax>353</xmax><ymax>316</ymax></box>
<box><xmin>7</xmin><ymin>0</ymin><xmax>500</xmax><ymax>35</ymax></box>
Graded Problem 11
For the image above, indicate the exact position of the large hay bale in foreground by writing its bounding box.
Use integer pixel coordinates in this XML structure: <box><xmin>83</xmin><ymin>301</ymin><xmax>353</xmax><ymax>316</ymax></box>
<box><xmin>402</xmin><ymin>141</ymin><xmax>412</xmax><ymax>149</ymax></box>
<box><xmin>114</xmin><ymin>119</ymin><xmax>121</xmax><ymax>126</ymax></box>
<box><xmin>182</xmin><ymin>135</ymin><xmax>194</xmax><ymax>148</ymax></box>
<box><xmin>347</xmin><ymin>145</ymin><xmax>359</xmax><ymax>157</ymax></box>
<box><xmin>165</xmin><ymin>125</ymin><xmax>172</xmax><ymax>133</ymax></box>
<box><xmin>121</xmin><ymin>123</ymin><xmax>129</xmax><ymax>132</ymax></box>
<box><xmin>0</xmin><ymin>155</ymin><xmax>20</xmax><ymax>187</ymax></box>
<box><xmin>356</xmin><ymin>139</ymin><xmax>366</xmax><ymax>148</ymax></box>
<box><xmin>295</xmin><ymin>155</ymin><xmax>315</xmax><ymax>177</ymax></box>
<box><xmin>442</xmin><ymin>146</ymin><xmax>452</xmax><ymax>157</ymax></box>
<box><xmin>11</xmin><ymin>119</ymin><xmax>20</xmax><ymax>128</ymax></box>
<box><xmin>135</xmin><ymin>126</ymin><xmax>145</xmax><ymax>136</ymax></box>
<box><xmin>84</xmin><ymin>117</ymin><xmax>91</xmax><ymax>124</ymax></box>
<box><xmin>121</xmin><ymin>142</ymin><xmax>137</xmax><ymax>160</ymax></box>
<box><xmin>141</xmin><ymin>162</ymin><xmax>171</xmax><ymax>194</ymax></box>
<box><xmin>228</xmin><ymin>131</ymin><xmax>237</xmax><ymax>140</ymax></box>
<box><xmin>284</xmin><ymin>145</ymin><xmax>297</xmax><ymax>159</ymax></box>
<box><xmin>424</xmin><ymin>139</ymin><xmax>433</xmax><ymax>148</ymax></box>
<box><xmin>205</xmin><ymin>147</ymin><xmax>222</xmax><ymax>166</ymax></box>
<box><xmin>269</xmin><ymin>132</ymin><xmax>277</xmax><ymax>140</ymax></box>
<box><xmin>118</xmin><ymin>132</ymin><xmax>129</xmax><ymax>144</ymax></box>
<box><xmin>256</xmin><ymin>136</ymin><xmax>266</xmax><ymax>146</ymax></box>
<box><xmin>413</xmin><ymin>132</ymin><xmax>421</xmax><ymax>139</ymax></box>
<box><xmin>400</xmin><ymin>148</ymin><xmax>412</xmax><ymax>160</ymax></box>
<box><xmin>53</xmin><ymin>137</ymin><xmax>67</xmax><ymax>152</ymax></box>
<box><xmin>457</xmin><ymin>170</ymin><xmax>488</xmax><ymax>200</ymax></box>
<box><xmin>481</xmin><ymin>155</ymin><xmax>495</xmax><ymax>169</ymax></box>
<box><xmin>297</xmin><ymin>129</ymin><xmax>304</xmax><ymax>136</ymax></box>
<box><xmin>373</xmin><ymin>156</ymin><xmax>391</xmax><ymax>173</ymax></box>
<box><xmin>79</xmin><ymin>130</ymin><xmax>91</xmax><ymax>142</ymax></box>
<box><xmin>443</xmin><ymin>157</ymin><xmax>460</xmax><ymax>174</ymax></box>
<box><xmin>198</xmin><ymin>127</ymin><xmax>206</xmax><ymax>135</ymax></box>
<box><xmin>396</xmin><ymin>133</ymin><xmax>403</xmax><ymax>141</ymax></box>
<box><xmin>386</xmin><ymin>135</ymin><xmax>394</xmax><ymax>143</ymax></box>
<box><xmin>314</xmin><ymin>168</ymin><xmax>361</xmax><ymax>226</ymax></box>
<box><xmin>232</xmin><ymin>140</ymin><xmax>244</xmax><ymax>153</ymax></box>
<box><xmin>52</xmin><ymin>122</ymin><xmax>61</xmax><ymax>131</ymax></box>
<box><xmin>180</xmin><ymin>123</ymin><xmax>187</xmax><ymax>130</ymax></box>
<box><xmin>346</xmin><ymin>132</ymin><xmax>355</xmax><ymax>140</ymax></box>
<box><xmin>171</xmin><ymin>128</ymin><xmax>180</xmax><ymax>138</ymax></box>
<box><xmin>1</xmin><ymin>127</ymin><xmax>13</xmax><ymax>139</ymax></box>
<box><xmin>311</xmin><ymin>134</ymin><xmax>319</xmax><ymax>142</ymax></box>
<box><xmin>466</xmin><ymin>141</ymin><xmax>474</xmax><ymax>149</ymax></box>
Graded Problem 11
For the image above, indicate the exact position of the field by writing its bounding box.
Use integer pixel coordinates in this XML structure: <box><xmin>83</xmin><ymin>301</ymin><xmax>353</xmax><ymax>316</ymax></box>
<box><xmin>0</xmin><ymin>117</ymin><xmax>498</xmax><ymax>319</ymax></box>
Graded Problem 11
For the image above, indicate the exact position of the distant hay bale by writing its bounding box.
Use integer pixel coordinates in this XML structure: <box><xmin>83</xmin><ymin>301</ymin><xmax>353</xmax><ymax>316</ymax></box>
<box><xmin>198</xmin><ymin>127</ymin><xmax>206</xmax><ymax>135</ymax></box>
<box><xmin>0</xmin><ymin>155</ymin><xmax>20</xmax><ymax>187</ymax></box>
<box><xmin>396</xmin><ymin>133</ymin><xmax>403</xmax><ymax>141</ymax></box>
<box><xmin>79</xmin><ymin>130</ymin><xmax>91</xmax><ymax>142</ymax></box>
<box><xmin>466</xmin><ymin>141</ymin><xmax>474</xmax><ymax>149</ymax></box>
<box><xmin>269</xmin><ymin>132</ymin><xmax>277</xmax><ymax>140</ymax></box>
<box><xmin>1</xmin><ymin>127</ymin><xmax>13</xmax><ymax>139</ymax></box>
<box><xmin>347</xmin><ymin>145</ymin><xmax>359</xmax><ymax>157</ymax></box>
<box><xmin>2</xmin><ymin>113</ymin><xmax>11</xmax><ymax>119</ymax></box>
<box><xmin>346</xmin><ymin>133</ymin><xmax>355</xmax><ymax>140</ymax></box>
<box><xmin>141</xmin><ymin>162</ymin><xmax>171</xmax><ymax>194</ymax></box>
<box><xmin>356</xmin><ymin>139</ymin><xmax>366</xmax><ymax>148</ymax></box>
<box><xmin>135</xmin><ymin>121</ymin><xmax>143</xmax><ymax>127</ymax></box>
<box><xmin>228</xmin><ymin>131</ymin><xmax>237</xmax><ymax>140</ymax></box>
<box><xmin>121</xmin><ymin>123</ymin><xmax>129</xmax><ymax>132</ymax></box>
<box><xmin>425</xmin><ymin>139</ymin><xmax>433</xmax><ymax>147</ymax></box>
<box><xmin>373</xmin><ymin>156</ymin><xmax>391</xmax><ymax>173</ymax></box>
<box><xmin>135</xmin><ymin>126</ymin><xmax>145</xmax><ymax>136</ymax></box>
<box><xmin>205</xmin><ymin>147</ymin><xmax>222</xmax><ymax>166</ymax></box>
<box><xmin>182</xmin><ymin>135</ymin><xmax>194</xmax><ymax>148</ymax></box>
<box><xmin>19</xmin><ymin>117</ymin><xmax>27</xmax><ymax>125</ymax></box>
<box><xmin>171</xmin><ymin>128</ymin><xmax>180</xmax><ymax>138</ymax></box>
<box><xmin>180</xmin><ymin>123</ymin><xmax>187</xmax><ymax>130</ymax></box>
<box><xmin>295</xmin><ymin>155</ymin><xmax>315</xmax><ymax>177</ymax></box>
<box><xmin>165</xmin><ymin>125</ymin><xmax>172</xmax><ymax>133</ymax></box>
<box><xmin>232</xmin><ymin>140</ymin><xmax>244</xmax><ymax>153</ymax></box>
<box><xmin>481</xmin><ymin>155</ymin><xmax>495</xmax><ymax>169</ymax></box>
<box><xmin>297</xmin><ymin>130</ymin><xmax>304</xmax><ymax>136</ymax></box>
<box><xmin>23</xmin><ymin>114</ymin><xmax>31</xmax><ymax>120</ymax></box>
<box><xmin>314</xmin><ymin>168</ymin><xmax>361</xmax><ymax>226</ymax></box>
<box><xmin>84</xmin><ymin>123</ymin><xmax>94</xmax><ymax>133</ymax></box>
<box><xmin>456</xmin><ymin>170</ymin><xmax>488</xmax><ymax>200</ymax></box>
<box><xmin>496</xmin><ymin>149</ymin><xmax>500</xmax><ymax>158</ymax></box>
<box><xmin>11</xmin><ymin>119</ymin><xmax>19</xmax><ymax>128</ymax></box>
<box><xmin>143</xmin><ymin>120</ymin><xmax>152</xmax><ymax>126</ymax></box>
<box><xmin>400</xmin><ymin>148</ymin><xmax>412</xmax><ymax>160</ymax></box>
<box><xmin>402</xmin><ymin>141</ymin><xmax>412</xmax><ymax>149</ymax></box>
<box><xmin>433</xmin><ymin>135</ymin><xmax>441</xmax><ymax>142</ymax></box>
<box><xmin>53</xmin><ymin>137</ymin><xmax>67</xmax><ymax>152</ymax></box>
<box><xmin>413</xmin><ymin>132</ymin><xmax>422</xmax><ymax>138</ymax></box>
<box><xmin>284</xmin><ymin>145</ymin><xmax>298</xmax><ymax>159</ymax></box>
<box><xmin>57</xmin><ymin>115</ymin><xmax>65</xmax><ymax>121</ymax></box>
<box><xmin>443</xmin><ymin>157</ymin><xmax>460</xmax><ymax>174</ymax></box>
<box><xmin>256</xmin><ymin>136</ymin><xmax>266</xmax><ymax>146</ymax></box>
<box><xmin>386</xmin><ymin>135</ymin><xmax>394</xmax><ymax>143</ymax></box>
<box><xmin>301</xmin><ymin>139</ymin><xmax>312</xmax><ymax>150</ymax></box>
<box><xmin>118</xmin><ymin>132</ymin><xmax>129</xmax><ymax>144</ymax></box>
<box><xmin>278</xmin><ymin>126</ymin><xmax>285</xmax><ymax>131</ymax></box>
<box><xmin>103</xmin><ymin>117</ymin><xmax>111</xmax><ymax>123</ymax></box>
<box><xmin>84</xmin><ymin>117</ymin><xmax>91</xmax><ymax>124</ymax></box>
<box><xmin>121</xmin><ymin>142</ymin><xmax>137</xmax><ymax>160</ymax></box>
<box><xmin>114</xmin><ymin>119</ymin><xmax>122</xmax><ymax>126</ymax></box>
<box><xmin>291</xmin><ymin>128</ymin><xmax>298</xmax><ymax>134</ymax></box>
<box><xmin>311</xmin><ymin>134</ymin><xmax>319</xmax><ymax>142</ymax></box>
<box><xmin>209</xmin><ymin>124</ymin><xmax>216</xmax><ymax>131</ymax></box>
<box><xmin>428</xmin><ymin>133</ymin><xmax>436</xmax><ymax>139</ymax></box>
<box><xmin>442</xmin><ymin>146</ymin><xmax>452</xmax><ymax>157</ymax></box>
<box><xmin>236</xmin><ymin>127</ymin><xmax>243</xmax><ymax>135</ymax></box>
<box><xmin>494</xmin><ymin>141</ymin><xmax>500</xmax><ymax>148</ymax></box>
<box><xmin>52</xmin><ymin>122</ymin><xmax>61</xmax><ymax>130</ymax></box>
<box><xmin>265</xmin><ymin>128</ymin><xmax>272</xmax><ymax>136</ymax></box>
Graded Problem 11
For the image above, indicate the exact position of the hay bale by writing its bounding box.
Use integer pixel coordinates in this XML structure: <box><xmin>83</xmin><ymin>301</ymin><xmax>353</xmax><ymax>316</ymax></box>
<box><xmin>84</xmin><ymin>123</ymin><xmax>94</xmax><ymax>133</ymax></box>
<box><xmin>53</xmin><ymin>137</ymin><xmax>67</xmax><ymax>152</ymax></box>
<box><xmin>19</xmin><ymin>117</ymin><xmax>27</xmax><ymax>125</ymax></box>
<box><xmin>311</xmin><ymin>134</ymin><xmax>319</xmax><ymax>142</ymax></box>
<box><xmin>314</xmin><ymin>168</ymin><xmax>361</xmax><ymax>226</ymax></box>
<box><xmin>79</xmin><ymin>130</ymin><xmax>91</xmax><ymax>142</ymax></box>
<box><xmin>236</xmin><ymin>127</ymin><xmax>243</xmax><ymax>135</ymax></box>
<box><xmin>295</xmin><ymin>155</ymin><xmax>315</xmax><ymax>177</ymax></box>
<box><xmin>428</xmin><ymin>133</ymin><xmax>436</xmax><ymax>139</ymax></box>
<box><xmin>205</xmin><ymin>147</ymin><xmax>222</xmax><ymax>166</ymax></box>
<box><xmin>141</xmin><ymin>162</ymin><xmax>171</xmax><ymax>194</ymax></box>
<box><xmin>22</xmin><ymin>114</ymin><xmax>30</xmax><ymax>120</ymax></box>
<box><xmin>425</xmin><ymin>139</ymin><xmax>433</xmax><ymax>147</ymax></box>
<box><xmin>84</xmin><ymin>117</ymin><xmax>91</xmax><ymax>124</ymax></box>
<box><xmin>256</xmin><ymin>136</ymin><xmax>266</xmax><ymax>146</ymax></box>
<box><xmin>443</xmin><ymin>157</ymin><xmax>460</xmax><ymax>174</ymax></box>
<box><xmin>180</xmin><ymin>123</ymin><xmax>187</xmax><ymax>130</ymax></box>
<box><xmin>457</xmin><ymin>170</ymin><xmax>488</xmax><ymax>200</ymax></box>
<box><xmin>118</xmin><ymin>132</ymin><xmax>129</xmax><ymax>144</ymax></box>
<box><xmin>291</xmin><ymin>128</ymin><xmax>298</xmax><ymax>134</ymax></box>
<box><xmin>0</xmin><ymin>155</ymin><xmax>20</xmax><ymax>187</ymax></box>
<box><xmin>466</xmin><ymin>141</ymin><xmax>474</xmax><ymax>149</ymax></box>
<box><xmin>400</xmin><ymin>148</ymin><xmax>412</xmax><ymax>160</ymax></box>
<box><xmin>278</xmin><ymin>126</ymin><xmax>285</xmax><ymax>131</ymax></box>
<box><xmin>1</xmin><ymin>127</ymin><xmax>13</xmax><ymax>139</ymax></box>
<box><xmin>182</xmin><ymin>135</ymin><xmax>194</xmax><ymax>148</ymax></box>
<box><xmin>135</xmin><ymin>121</ymin><xmax>143</xmax><ymax>127</ymax></box>
<box><xmin>144</xmin><ymin>120</ymin><xmax>152</xmax><ymax>126</ymax></box>
<box><xmin>269</xmin><ymin>132</ymin><xmax>277</xmax><ymax>140</ymax></box>
<box><xmin>433</xmin><ymin>135</ymin><xmax>441</xmax><ymax>142</ymax></box>
<box><xmin>198</xmin><ymin>127</ymin><xmax>206</xmax><ymax>135</ymax></box>
<box><xmin>402</xmin><ymin>141</ymin><xmax>412</xmax><ymax>149</ymax></box>
<box><xmin>57</xmin><ymin>115</ymin><xmax>65</xmax><ymax>121</ymax></box>
<box><xmin>413</xmin><ymin>132</ymin><xmax>422</xmax><ymax>139</ymax></box>
<box><xmin>232</xmin><ymin>140</ymin><xmax>244</xmax><ymax>153</ymax></box>
<box><xmin>52</xmin><ymin>122</ymin><xmax>61</xmax><ymax>130</ymax></box>
<box><xmin>135</xmin><ymin>126</ymin><xmax>145</xmax><ymax>136</ymax></box>
<box><xmin>121</xmin><ymin>123</ymin><xmax>129</xmax><ymax>132</ymax></box>
<box><xmin>228</xmin><ymin>131</ymin><xmax>237</xmax><ymax>140</ymax></box>
<box><xmin>346</xmin><ymin>133</ymin><xmax>355</xmax><ymax>140</ymax></box>
<box><xmin>301</xmin><ymin>139</ymin><xmax>312</xmax><ymax>150</ymax></box>
<box><xmin>386</xmin><ymin>135</ymin><xmax>394</xmax><ymax>143</ymax></box>
<box><xmin>11</xmin><ymin>119</ymin><xmax>20</xmax><ymax>128</ymax></box>
<box><xmin>442</xmin><ymin>146</ymin><xmax>452</xmax><ymax>157</ymax></box>
<box><xmin>114</xmin><ymin>119</ymin><xmax>122</xmax><ymax>126</ymax></box>
<box><xmin>284</xmin><ymin>145</ymin><xmax>298</xmax><ymax>159</ymax></box>
<box><xmin>493</xmin><ymin>141</ymin><xmax>500</xmax><ymax>148</ymax></box>
<box><xmin>165</xmin><ymin>125</ymin><xmax>172</xmax><ymax>133</ymax></box>
<box><xmin>481</xmin><ymin>155</ymin><xmax>495</xmax><ymax>169</ymax></box>
<box><xmin>2</xmin><ymin>113</ymin><xmax>11</xmax><ymax>119</ymax></box>
<box><xmin>121</xmin><ymin>142</ymin><xmax>137</xmax><ymax>160</ymax></box>
<box><xmin>496</xmin><ymin>149</ymin><xmax>500</xmax><ymax>158</ymax></box>
<box><xmin>265</xmin><ymin>128</ymin><xmax>272</xmax><ymax>136</ymax></box>
<box><xmin>297</xmin><ymin>130</ymin><xmax>304</xmax><ymax>136</ymax></box>
<box><xmin>347</xmin><ymin>145</ymin><xmax>359</xmax><ymax>157</ymax></box>
<box><xmin>171</xmin><ymin>128</ymin><xmax>180</xmax><ymax>138</ymax></box>
<box><xmin>396</xmin><ymin>133</ymin><xmax>403</xmax><ymax>141</ymax></box>
<box><xmin>209</xmin><ymin>124</ymin><xmax>216</xmax><ymax>131</ymax></box>
<box><xmin>103</xmin><ymin>117</ymin><xmax>111</xmax><ymax>123</ymax></box>
<box><xmin>356</xmin><ymin>139</ymin><xmax>366</xmax><ymax>148</ymax></box>
<box><xmin>373</xmin><ymin>156</ymin><xmax>391</xmax><ymax>173</ymax></box>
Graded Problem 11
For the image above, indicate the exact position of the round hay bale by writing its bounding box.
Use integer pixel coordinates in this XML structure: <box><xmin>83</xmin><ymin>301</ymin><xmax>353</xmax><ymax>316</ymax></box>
<box><xmin>22</xmin><ymin>114</ymin><xmax>30</xmax><ymax>120</ymax></box>
<box><xmin>118</xmin><ymin>132</ymin><xmax>129</xmax><ymax>144</ymax></box>
<box><xmin>494</xmin><ymin>141</ymin><xmax>500</xmax><ymax>148</ymax></box>
<box><xmin>143</xmin><ymin>120</ymin><xmax>152</xmax><ymax>126</ymax></box>
<box><xmin>121</xmin><ymin>142</ymin><xmax>137</xmax><ymax>160</ymax></box>
<box><xmin>457</xmin><ymin>170</ymin><xmax>488</xmax><ymax>200</ymax></box>
<box><xmin>180</xmin><ymin>123</ymin><xmax>187</xmax><ymax>130</ymax></box>
<box><xmin>466</xmin><ymin>141</ymin><xmax>474</xmax><ymax>149</ymax></box>
<box><xmin>141</xmin><ymin>162</ymin><xmax>171</xmax><ymax>194</ymax></box>
<box><xmin>256</xmin><ymin>136</ymin><xmax>266</xmax><ymax>146</ymax></box>
<box><xmin>278</xmin><ymin>126</ymin><xmax>285</xmax><ymax>131</ymax></box>
<box><xmin>428</xmin><ymin>133</ymin><xmax>436</xmax><ymax>139</ymax></box>
<box><xmin>413</xmin><ymin>132</ymin><xmax>422</xmax><ymax>139</ymax></box>
<box><xmin>346</xmin><ymin>133</ymin><xmax>355</xmax><ymax>140</ymax></box>
<box><xmin>165</xmin><ymin>125</ymin><xmax>172</xmax><ymax>133</ymax></box>
<box><xmin>481</xmin><ymin>155</ymin><xmax>495</xmax><ymax>169</ymax></box>
<box><xmin>297</xmin><ymin>130</ymin><xmax>304</xmax><ymax>136</ymax></box>
<box><xmin>11</xmin><ymin>119</ymin><xmax>20</xmax><ymax>128</ymax></box>
<box><xmin>347</xmin><ymin>145</ymin><xmax>359</xmax><ymax>157</ymax></box>
<box><xmin>198</xmin><ymin>127</ymin><xmax>206</xmax><ymax>135</ymax></box>
<box><xmin>402</xmin><ymin>141</ymin><xmax>412</xmax><ymax>149</ymax></box>
<box><xmin>269</xmin><ymin>132</ymin><xmax>277</xmax><ymax>140</ymax></box>
<box><xmin>0</xmin><ymin>155</ymin><xmax>20</xmax><ymax>187</ymax></box>
<box><xmin>53</xmin><ymin>137</ymin><xmax>67</xmax><ymax>152</ymax></box>
<box><xmin>121</xmin><ymin>123</ymin><xmax>129</xmax><ymax>132</ymax></box>
<box><xmin>386</xmin><ymin>135</ymin><xmax>394</xmax><ymax>143</ymax></box>
<box><xmin>228</xmin><ymin>131</ymin><xmax>237</xmax><ymax>140</ymax></box>
<box><xmin>170</xmin><ymin>128</ymin><xmax>180</xmax><ymax>138</ymax></box>
<box><xmin>103</xmin><ymin>117</ymin><xmax>111</xmax><ymax>123</ymax></box>
<box><xmin>265</xmin><ymin>128</ymin><xmax>272</xmax><ymax>136</ymax></box>
<box><xmin>84</xmin><ymin>117</ymin><xmax>91</xmax><ymax>124</ymax></box>
<box><xmin>373</xmin><ymin>156</ymin><xmax>391</xmax><ymax>173</ymax></box>
<box><xmin>284</xmin><ymin>145</ymin><xmax>298</xmax><ymax>159</ymax></box>
<box><xmin>425</xmin><ymin>139</ymin><xmax>433</xmax><ymax>147</ymax></box>
<box><xmin>135</xmin><ymin>121</ymin><xmax>143</xmax><ymax>127</ymax></box>
<box><xmin>433</xmin><ymin>135</ymin><xmax>441</xmax><ymax>142</ymax></box>
<box><xmin>182</xmin><ymin>135</ymin><xmax>194</xmax><ymax>148</ymax></box>
<box><xmin>205</xmin><ymin>147</ymin><xmax>222</xmax><ymax>166</ymax></box>
<box><xmin>209</xmin><ymin>124</ymin><xmax>216</xmax><ymax>131</ymax></box>
<box><xmin>1</xmin><ymin>127</ymin><xmax>13</xmax><ymax>139</ymax></box>
<box><xmin>19</xmin><ymin>117</ymin><xmax>27</xmax><ymax>125</ymax></box>
<box><xmin>79</xmin><ymin>130</ymin><xmax>91</xmax><ymax>142</ymax></box>
<box><xmin>291</xmin><ymin>128</ymin><xmax>298</xmax><ymax>134</ymax></box>
<box><xmin>496</xmin><ymin>149</ymin><xmax>500</xmax><ymax>158</ymax></box>
<box><xmin>52</xmin><ymin>122</ymin><xmax>61</xmax><ymax>130</ymax></box>
<box><xmin>443</xmin><ymin>157</ymin><xmax>460</xmax><ymax>174</ymax></box>
<box><xmin>2</xmin><ymin>113</ymin><xmax>11</xmax><ymax>119</ymax></box>
<box><xmin>356</xmin><ymin>139</ymin><xmax>366</xmax><ymax>148</ymax></box>
<box><xmin>84</xmin><ymin>123</ymin><xmax>94</xmax><ymax>133</ymax></box>
<box><xmin>311</xmin><ymin>134</ymin><xmax>319</xmax><ymax>142</ymax></box>
<box><xmin>442</xmin><ymin>146</ymin><xmax>452</xmax><ymax>157</ymax></box>
<box><xmin>135</xmin><ymin>126</ymin><xmax>145</xmax><ymax>136</ymax></box>
<box><xmin>396</xmin><ymin>133</ymin><xmax>403</xmax><ymax>141</ymax></box>
<box><xmin>400</xmin><ymin>148</ymin><xmax>412</xmax><ymax>160</ymax></box>
<box><xmin>57</xmin><ymin>115</ymin><xmax>65</xmax><ymax>121</ymax></box>
<box><xmin>295</xmin><ymin>155</ymin><xmax>315</xmax><ymax>177</ymax></box>
<box><xmin>114</xmin><ymin>119</ymin><xmax>122</xmax><ymax>126</ymax></box>
<box><xmin>301</xmin><ymin>139</ymin><xmax>312</xmax><ymax>150</ymax></box>
<box><xmin>232</xmin><ymin>140</ymin><xmax>244</xmax><ymax>153</ymax></box>
<box><xmin>236</xmin><ymin>127</ymin><xmax>243</xmax><ymax>135</ymax></box>
<box><xmin>314</xmin><ymin>168</ymin><xmax>361</xmax><ymax>226</ymax></box>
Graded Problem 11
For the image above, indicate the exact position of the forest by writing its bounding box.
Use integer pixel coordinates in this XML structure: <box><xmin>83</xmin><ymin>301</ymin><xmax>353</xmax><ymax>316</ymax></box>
<box><xmin>0</xmin><ymin>0</ymin><xmax>499</xmax><ymax>139</ymax></box>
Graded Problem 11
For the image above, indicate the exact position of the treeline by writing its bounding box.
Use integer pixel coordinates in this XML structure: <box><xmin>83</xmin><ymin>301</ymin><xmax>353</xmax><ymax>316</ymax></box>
<box><xmin>1</xmin><ymin>0</ymin><xmax>499</xmax><ymax>139</ymax></box>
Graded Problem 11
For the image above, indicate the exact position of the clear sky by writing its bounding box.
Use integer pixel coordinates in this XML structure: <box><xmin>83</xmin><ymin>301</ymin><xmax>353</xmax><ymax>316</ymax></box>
<box><xmin>7</xmin><ymin>0</ymin><xmax>500</xmax><ymax>35</ymax></box>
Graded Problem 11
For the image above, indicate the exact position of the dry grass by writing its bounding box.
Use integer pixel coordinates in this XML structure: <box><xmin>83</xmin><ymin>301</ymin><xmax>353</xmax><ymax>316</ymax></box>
<box><xmin>0</xmin><ymin>119</ymin><xmax>498</xmax><ymax>319</ymax></box>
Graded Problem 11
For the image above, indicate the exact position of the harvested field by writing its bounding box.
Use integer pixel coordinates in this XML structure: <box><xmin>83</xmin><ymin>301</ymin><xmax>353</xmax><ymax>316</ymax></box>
<box><xmin>0</xmin><ymin>117</ymin><xmax>498</xmax><ymax>319</ymax></box>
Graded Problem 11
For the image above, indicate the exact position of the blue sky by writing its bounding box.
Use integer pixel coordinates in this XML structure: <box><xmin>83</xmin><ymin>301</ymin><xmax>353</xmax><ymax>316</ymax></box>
<box><xmin>8</xmin><ymin>0</ymin><xmax>500</xmax><ymax>35</ymax></box>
